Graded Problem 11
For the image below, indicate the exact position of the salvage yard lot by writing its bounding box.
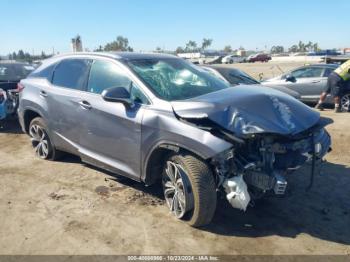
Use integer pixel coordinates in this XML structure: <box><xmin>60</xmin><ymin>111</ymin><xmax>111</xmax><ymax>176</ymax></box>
<box><xmin>0</xmin><ymin>62</ymin><xmax>349</xmax><ymax>255</ymax></box>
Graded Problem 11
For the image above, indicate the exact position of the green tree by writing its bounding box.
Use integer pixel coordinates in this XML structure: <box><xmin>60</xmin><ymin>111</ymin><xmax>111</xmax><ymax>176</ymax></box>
<box><xmin>41</xmin><ymin>51</ymin><xmax>47</xmax><ymax>59</ymax></box>
<box><xmin>201</xmin><ymin>38</ymin><xmax>213</xmax><ymax>50</ymax></box>
<box><xmin>17</xmin><ymin>50</ymin><xmax>25</xmax><ymax>60</ymax></box>
<box><xmin>104</xmin><ymin>36</ymin><xmax>133</xmax><ymax>52</ymax></box>
<box><xmin>298</xmin><ymin>41</ymin><xmax>306</xmax><ymax>52</ymax></box>
<box><xmin>223</xmin><ymin>45</ymin><xmax>232</xmax><ymax>53</ymax></box>
<box><xmin>271</xmin><ymin>45</ymin><xmax>284</xmax><ymax>54</ymax></box>
<box><xmin>185</xmin><ymin>40</ymin><xmax>197</xmax><ymax>52</ymax></box>
<box><xmin>305</xmin><ymin>41</ymin><xmax>313</xmax><ymax>51</ymax></box>
<box><xmin>94</xmin><ymin>45</ymin><xmax>104</xmax><ymax>52</ymax></box>
<box><xmin>288</xmin><ymin>45</ymin><xmax>299</xmax><ymax>53</ymax></box>
<box><xmin>175</xmin><ymin>46</ymin><xmax>184</xmax><ymax>53</ymax></box>
<box><xmin>24</xmin><ymin>52</ymin><xmax>33</xmax><ymax>62</ymax></box>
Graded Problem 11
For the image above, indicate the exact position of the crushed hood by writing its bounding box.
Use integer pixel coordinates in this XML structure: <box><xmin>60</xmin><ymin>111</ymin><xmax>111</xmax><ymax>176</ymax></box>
<box><xmin>171</xmin><ymin>85</ymin><xmax>320</xmax><ymax>137</ymax></box>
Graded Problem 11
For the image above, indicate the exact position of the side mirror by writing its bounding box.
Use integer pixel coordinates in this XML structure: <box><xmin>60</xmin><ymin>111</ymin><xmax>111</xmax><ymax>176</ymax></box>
<box><xmin>102</xmin><ymin>87</ymin><xmax>133</xmax><ymax>106</ymax></box>
<box><xmin>285</xmin><ymin>75</ymin><xmax>296</xmax><ymax>83</ymax></box>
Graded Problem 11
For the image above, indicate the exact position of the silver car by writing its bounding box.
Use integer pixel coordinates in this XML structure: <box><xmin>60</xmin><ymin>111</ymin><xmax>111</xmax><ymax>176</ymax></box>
<box><xmin>18</xmin><ymin>53</ymin><xmax>331</xmax><ymax>226</ymax></box>
<box><xmin>261</xmin><ymin>64</ymin><xmax>350</xmax><ymax>110</ymax></box>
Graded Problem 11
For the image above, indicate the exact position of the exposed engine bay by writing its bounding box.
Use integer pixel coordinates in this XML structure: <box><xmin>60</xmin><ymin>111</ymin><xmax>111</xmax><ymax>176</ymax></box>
<box><xmin>210</xmin><ymin>120</ymin><xmax>332</xmax><ymax>210</ymax></box>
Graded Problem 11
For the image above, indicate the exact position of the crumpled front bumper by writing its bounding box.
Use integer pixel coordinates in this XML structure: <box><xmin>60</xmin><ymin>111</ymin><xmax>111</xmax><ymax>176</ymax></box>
<box><xmin>243</xmin><ymin>127</ymin><xmax>331</xmax><ymax>196</ymax></box>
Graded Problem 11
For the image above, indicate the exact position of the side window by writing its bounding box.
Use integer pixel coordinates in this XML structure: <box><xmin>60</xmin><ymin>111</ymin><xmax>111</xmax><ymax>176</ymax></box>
<box><xmin>29</xmin><ymin>63</ymin><xmax>56</xmax><ymax>81</ymax></box>
<box><xmin>52</xmin><ymin>59</ymin><xmax>91</xmax><ymax>90</ymax></box>
<box><xmin>88</xmin><ymin>60</ymin><xmax>149</xmax><ymax>104</ymax></box>
<box><xmin>290</xmin><ymin>67</ymin><xmax>323</xmax><ymax>78</ymax></box>
<box><xmin>130</xmin><ymin>82</ymin><xmax>149</xmax><ymax>104</ymax></box>
<box><xmin>88</xmin><ymin>60</ymin><xmax>131</xmax><ymax>94</ymax></box>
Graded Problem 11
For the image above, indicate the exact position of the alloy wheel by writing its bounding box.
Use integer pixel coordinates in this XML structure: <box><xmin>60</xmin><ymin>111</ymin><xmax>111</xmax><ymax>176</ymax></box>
<box><xmin>341</xmin><ymin>94</ymin><xmax>350</xmax><ymax>112</ymax></box>
<box><xmin>163</xmin><ymin>161</ymin><xmax>190</xmax><ymax>219</ymax></box>
<box><xmin>29</xmin><ymin>124</ymin><xmax>50</xmax><ymax>159</ymax></box>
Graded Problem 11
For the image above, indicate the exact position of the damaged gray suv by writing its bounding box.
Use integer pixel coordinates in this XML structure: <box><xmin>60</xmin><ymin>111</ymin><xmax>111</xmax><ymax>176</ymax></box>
<box><xmin>18</xmin><ymin>52</ymin><xmax>332</xmax><ymax>226</ymax></box>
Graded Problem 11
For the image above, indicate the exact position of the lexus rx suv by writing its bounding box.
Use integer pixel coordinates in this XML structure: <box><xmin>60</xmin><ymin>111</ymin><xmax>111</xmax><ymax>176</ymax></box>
<box><xmin>19</xmin><ymin>52</ymin><xmax>331</xmax><ymax>226</ymax></box>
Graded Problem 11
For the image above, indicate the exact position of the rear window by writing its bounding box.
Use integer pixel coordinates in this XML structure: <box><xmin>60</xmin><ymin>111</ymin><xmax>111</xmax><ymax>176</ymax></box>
<box><xmin>221</xmin><ymin>69</ymin><xmax>259</xmax><ymax>85</ymax></box>
<box><xmin>0</xmin><ymin>64</ymin><xmax>34</xmax><ymax>81</ymax></box>
<box><xmin>29</xmin><ymin>63</ymin><xmax>57</xmax><ymax>81</ymax></box>
<box><xmin>52</xmin><ymin>59</ymin><xmax>91</xmax><ymax>90</ymax></box>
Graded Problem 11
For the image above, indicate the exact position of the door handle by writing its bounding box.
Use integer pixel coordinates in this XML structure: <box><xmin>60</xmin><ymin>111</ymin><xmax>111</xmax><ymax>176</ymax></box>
<box><xmin>78</xmin><ymin>101</ymin><xmax>92</xmax><ymax>110</ymax></box>
<box><xmin>39</xmin><ymin>90</ymin><xmax>48</xmax><ymax>97</ymax></box>
<box><xmin>311</xmin><ymin>80</ymin><xmax>320</xmax><ymax>83</ymax></box>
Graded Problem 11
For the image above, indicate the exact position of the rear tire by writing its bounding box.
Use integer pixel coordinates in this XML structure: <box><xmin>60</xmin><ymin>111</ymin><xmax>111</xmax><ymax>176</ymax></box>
<box><xmin>162</xmin><ymin>153</ymin><xmax>217</xmax><ymax>227</ymax></box>
<box><xmin>341</xmin><ymin>94</ymin><xmax>350</xmax><ymax>112</ymax></box>
<box><xmin>29</xmin><ymin>117</ymin><xmax>62</xmax><ymax>160</ymax></box>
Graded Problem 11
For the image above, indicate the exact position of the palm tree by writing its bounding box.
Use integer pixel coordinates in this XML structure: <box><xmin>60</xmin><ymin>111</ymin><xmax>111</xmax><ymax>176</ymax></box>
<box><xmin>185</xmin><ymin>41</ymin><xmax>198</xmax><ymax>52</ymax></box>
<box><xmin>298</xmin><ymin>41</ymin><xmax>305</xmax><ymax>52</ymax></box>
<box><xmin>201</xmin><ymin>38</ymin><xmax>213</xmax><ymax>50</ymax></box>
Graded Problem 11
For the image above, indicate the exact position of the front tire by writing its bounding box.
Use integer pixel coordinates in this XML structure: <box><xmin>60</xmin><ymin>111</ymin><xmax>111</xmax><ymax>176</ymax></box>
<box><xmin>162</xmin><ymin>153</ymin><xmax>217</xmax><ymax>227</ymax></box>
<box><xmin>29</xmin><ymin>117</ymin><xmax>62</xmax><ymax>160</ymax></box>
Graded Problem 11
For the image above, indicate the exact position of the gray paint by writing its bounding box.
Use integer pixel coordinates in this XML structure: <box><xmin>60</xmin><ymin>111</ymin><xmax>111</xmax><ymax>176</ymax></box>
<box><xmin>18</xmin><ymin>53</ymin><xmax>233</xmax><ymax>182</ymax></box>
<box><xmin>18</xmin><ymin>53</ymin><xmax>331</xmax><ymax>185</ymax></box>
<box><xmin>172</xmin><ymin>85</ymin><xmax>320</xmax><ymax>137</ymax></box>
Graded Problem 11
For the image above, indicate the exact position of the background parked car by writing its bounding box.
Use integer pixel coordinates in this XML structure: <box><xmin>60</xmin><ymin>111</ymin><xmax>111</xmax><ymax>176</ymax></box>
<box><xmin>221</xmin><ymin>55</ymin><xmax>245</xmax><ymax>64</ymax></box>
<box><xmin>247</xmin><ymin>53</ymin><xmax>271</xmax><ymax>63</ymax></box>
<box><xmin>0</xmin><ymin>62</ymin><xmax>35</xmax><ymax>122</ymax></box>
<box><xmin>261</xmin><ymin>63</ymin><xmax>350</xmax><ymax>111</ymax></box>
<box><xmin>201</xmin><ymin>65</ymin><xmax>301</xmax><ymax>99</ymax></box>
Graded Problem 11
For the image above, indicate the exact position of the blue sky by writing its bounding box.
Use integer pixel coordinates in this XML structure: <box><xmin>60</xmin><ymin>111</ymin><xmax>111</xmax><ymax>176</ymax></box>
<box><xmin>1</xmin><ymin>0</ymin><xmax>349</xmax><ymax>55</ymax></box>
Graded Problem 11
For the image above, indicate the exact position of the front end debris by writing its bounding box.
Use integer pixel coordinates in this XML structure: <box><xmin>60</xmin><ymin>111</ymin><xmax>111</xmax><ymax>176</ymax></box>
<box><xmin>223</xmin><ymin>175</ymin><xmax>251</xmax><ymax>211</ymax></box>
<box><xmin>211</xmin><ymin>120</ymin><xmax>331</xmax><ymax>211</ymax></box>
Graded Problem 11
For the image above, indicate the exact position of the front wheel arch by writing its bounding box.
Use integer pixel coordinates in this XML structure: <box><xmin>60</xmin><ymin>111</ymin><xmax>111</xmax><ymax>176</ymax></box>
<box><xmin>143</xmin><ymin>143</ymin><xmax>209</xmax><ymax>185</ymax></box>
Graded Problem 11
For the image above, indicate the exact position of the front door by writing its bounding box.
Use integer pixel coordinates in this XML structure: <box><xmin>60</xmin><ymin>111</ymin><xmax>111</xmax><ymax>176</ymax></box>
<box><xmin>77</xmin><ymin>59</ymin><xmax>150</xmax><ymax>180</ymax></box>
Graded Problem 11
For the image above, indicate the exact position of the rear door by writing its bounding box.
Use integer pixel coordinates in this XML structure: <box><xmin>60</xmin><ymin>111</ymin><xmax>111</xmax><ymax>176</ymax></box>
<box><xmin>46</xmin><ymin>58</ymin><xmax>92</xmax><ymax>153</ymax></box>
<box><xmin>78</xmin><ymin>58</ymin><xmax>149</xmax><ymax>180</ymax></box>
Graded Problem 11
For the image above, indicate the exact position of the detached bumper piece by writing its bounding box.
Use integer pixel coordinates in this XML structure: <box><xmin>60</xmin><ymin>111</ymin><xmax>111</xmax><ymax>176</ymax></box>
<box><xmin>223</xmin><ymin>175</ymin><xmax>251</xmax><ymax>211</ymax></box>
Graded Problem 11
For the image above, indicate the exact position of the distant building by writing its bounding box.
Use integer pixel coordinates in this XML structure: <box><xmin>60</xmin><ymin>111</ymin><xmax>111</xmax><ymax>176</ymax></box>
<box><xmin>177</xmin><ymin>50</ymin><xmax>226</xmax><ymax>59</ymax></box>
<box><xmin>71</xmin><ymin>35</ymin><xmax>83</xmax><ymax>52</ymax></box>
<box><xmin>343</xmin><ymin>48</ymin><xmax>350</xmax><ymax>55</ymax></box>
<box><xmin>236</xmin><ymin>49</ymin><xmax>246</xmax><ymax>57</ymax></box>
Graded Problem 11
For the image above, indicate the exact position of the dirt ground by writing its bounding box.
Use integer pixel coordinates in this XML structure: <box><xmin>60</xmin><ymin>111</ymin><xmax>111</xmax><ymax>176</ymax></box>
<box><xmin>0</xmin><ymin>62</ymin><xmax>349</xmax><ymax>255</ymax></box>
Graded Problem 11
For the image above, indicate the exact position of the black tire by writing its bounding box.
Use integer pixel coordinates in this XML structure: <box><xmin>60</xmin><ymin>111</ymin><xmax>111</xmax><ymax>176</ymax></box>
<box><xmin>162</xmin><ymin>153</ymin><xmax>217</xmax><ymax>227</ymax></box>
<box><xmin>340</xmin><ymin>93</ymin><xmax>350</xmax><ymax>112</ymax></box>
<box><xmin>29</xmin><ymin>117</ymin><xmax>62</xmax><ymax>160</ymax></box>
